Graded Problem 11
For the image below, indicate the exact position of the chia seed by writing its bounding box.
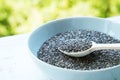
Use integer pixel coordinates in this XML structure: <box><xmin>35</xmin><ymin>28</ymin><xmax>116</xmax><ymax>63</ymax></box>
<box><xmin>59</xmin><ymin>39</ymin><xmax>92</xmax><ymax>52</ymax></box>
<box><xmin>37</xmin><ymin>29</ymin><xmax>120</xmax><ymax>70</ymax></box>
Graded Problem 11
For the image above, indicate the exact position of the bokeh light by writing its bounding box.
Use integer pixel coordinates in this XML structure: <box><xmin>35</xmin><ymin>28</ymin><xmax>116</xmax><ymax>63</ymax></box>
<box><xmin>0</xmin><ymin>0</ymin><xmax>120</xmax><ymax>37</ymax></box>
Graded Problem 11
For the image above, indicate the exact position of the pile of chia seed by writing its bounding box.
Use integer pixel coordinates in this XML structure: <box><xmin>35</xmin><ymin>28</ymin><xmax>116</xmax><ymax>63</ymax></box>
<box><xmin>37</xmin><ymin>29</ymin><xmax>120</xmax><ymax>70</ymax></box>
<box><xmin>59</xmin><ymin>39</ymin><xmax>92</xmax><ymax>52</ymax></box>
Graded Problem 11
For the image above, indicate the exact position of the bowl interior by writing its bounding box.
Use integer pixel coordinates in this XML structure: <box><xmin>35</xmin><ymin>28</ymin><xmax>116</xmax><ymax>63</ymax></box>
<box><xmin>28</xmin><ymin>17</ymin><xmax>120</xmax><ymax>57</ymax></box>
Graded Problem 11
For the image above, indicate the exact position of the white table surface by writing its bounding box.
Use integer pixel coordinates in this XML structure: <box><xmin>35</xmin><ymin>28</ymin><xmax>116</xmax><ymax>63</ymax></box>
<box><xmin>0</xmin><ymin>34</ymin><xmax>49</xmax><ymax>80</ymax></box>
<box><xmin>0</xmin><ymin>16</ymin><xmax>120</xmax><ymax>80</ymax></box>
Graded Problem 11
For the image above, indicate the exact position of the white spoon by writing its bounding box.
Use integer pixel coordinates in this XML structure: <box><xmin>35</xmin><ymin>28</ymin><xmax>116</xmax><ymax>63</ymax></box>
<box><xmin>58</xmin><ymin>39</ymin><xmax>120</xmax><ymax>57</ymax></box>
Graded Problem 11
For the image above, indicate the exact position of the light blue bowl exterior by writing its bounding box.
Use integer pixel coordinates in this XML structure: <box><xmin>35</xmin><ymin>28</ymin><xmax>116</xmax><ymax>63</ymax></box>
<box><xmin>28</xmin><ymin>17</ymin><xmax>120</xmax><ymax>80</ymax></box>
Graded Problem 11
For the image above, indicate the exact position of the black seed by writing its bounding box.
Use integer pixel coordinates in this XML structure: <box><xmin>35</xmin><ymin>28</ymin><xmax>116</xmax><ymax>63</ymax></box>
<box><xmin>37</xmin><ymin>29</ymin><xmax>120</xmax><ymax>70</ymax></box>
<box><xmin>59</xmin><ymin>39</ymin><xmax>92</xmax><ymax>52</ymax></box>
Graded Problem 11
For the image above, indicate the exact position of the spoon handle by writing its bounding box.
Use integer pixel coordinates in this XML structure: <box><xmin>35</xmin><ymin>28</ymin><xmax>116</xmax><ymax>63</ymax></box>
<box><xmin>93</xmin><ymin>43</ymin><xmax>120</xmax><ymax>50</ymax></box>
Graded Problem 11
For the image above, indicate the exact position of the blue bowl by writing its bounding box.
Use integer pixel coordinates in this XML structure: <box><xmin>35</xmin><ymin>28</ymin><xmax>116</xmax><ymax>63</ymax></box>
<box><xmin>28</xmin><ymin>17</ymin><xmax>120</xmax><ymax>80</ymax></box>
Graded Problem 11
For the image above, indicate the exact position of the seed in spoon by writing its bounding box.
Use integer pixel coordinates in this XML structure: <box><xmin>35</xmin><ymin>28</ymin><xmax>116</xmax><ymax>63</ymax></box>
<box><xmin>59</xmin><ymin>39</ymin><xmax>92</xmax><ymax>53</ymax></box>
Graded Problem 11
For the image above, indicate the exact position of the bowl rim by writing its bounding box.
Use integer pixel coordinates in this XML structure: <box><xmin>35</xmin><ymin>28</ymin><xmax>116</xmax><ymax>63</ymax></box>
<box><xmin>28</xmin><ymin>16</ymin><xmax>120</xmax><ymax>72</ymax></box>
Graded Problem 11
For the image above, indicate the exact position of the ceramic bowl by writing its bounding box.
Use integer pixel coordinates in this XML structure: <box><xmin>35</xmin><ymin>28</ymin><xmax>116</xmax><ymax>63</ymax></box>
<box><xmin>28</xmin><ymin>17</ymin><xmax>120</xmax><ymax>80</ymax></box>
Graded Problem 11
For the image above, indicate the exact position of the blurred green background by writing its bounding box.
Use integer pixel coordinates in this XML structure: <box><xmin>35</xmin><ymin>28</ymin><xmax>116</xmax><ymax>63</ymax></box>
<box><xmin>0</xmin><ymin>0</ymin><xmax>120</xmax><ymax>37</ymax></box>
